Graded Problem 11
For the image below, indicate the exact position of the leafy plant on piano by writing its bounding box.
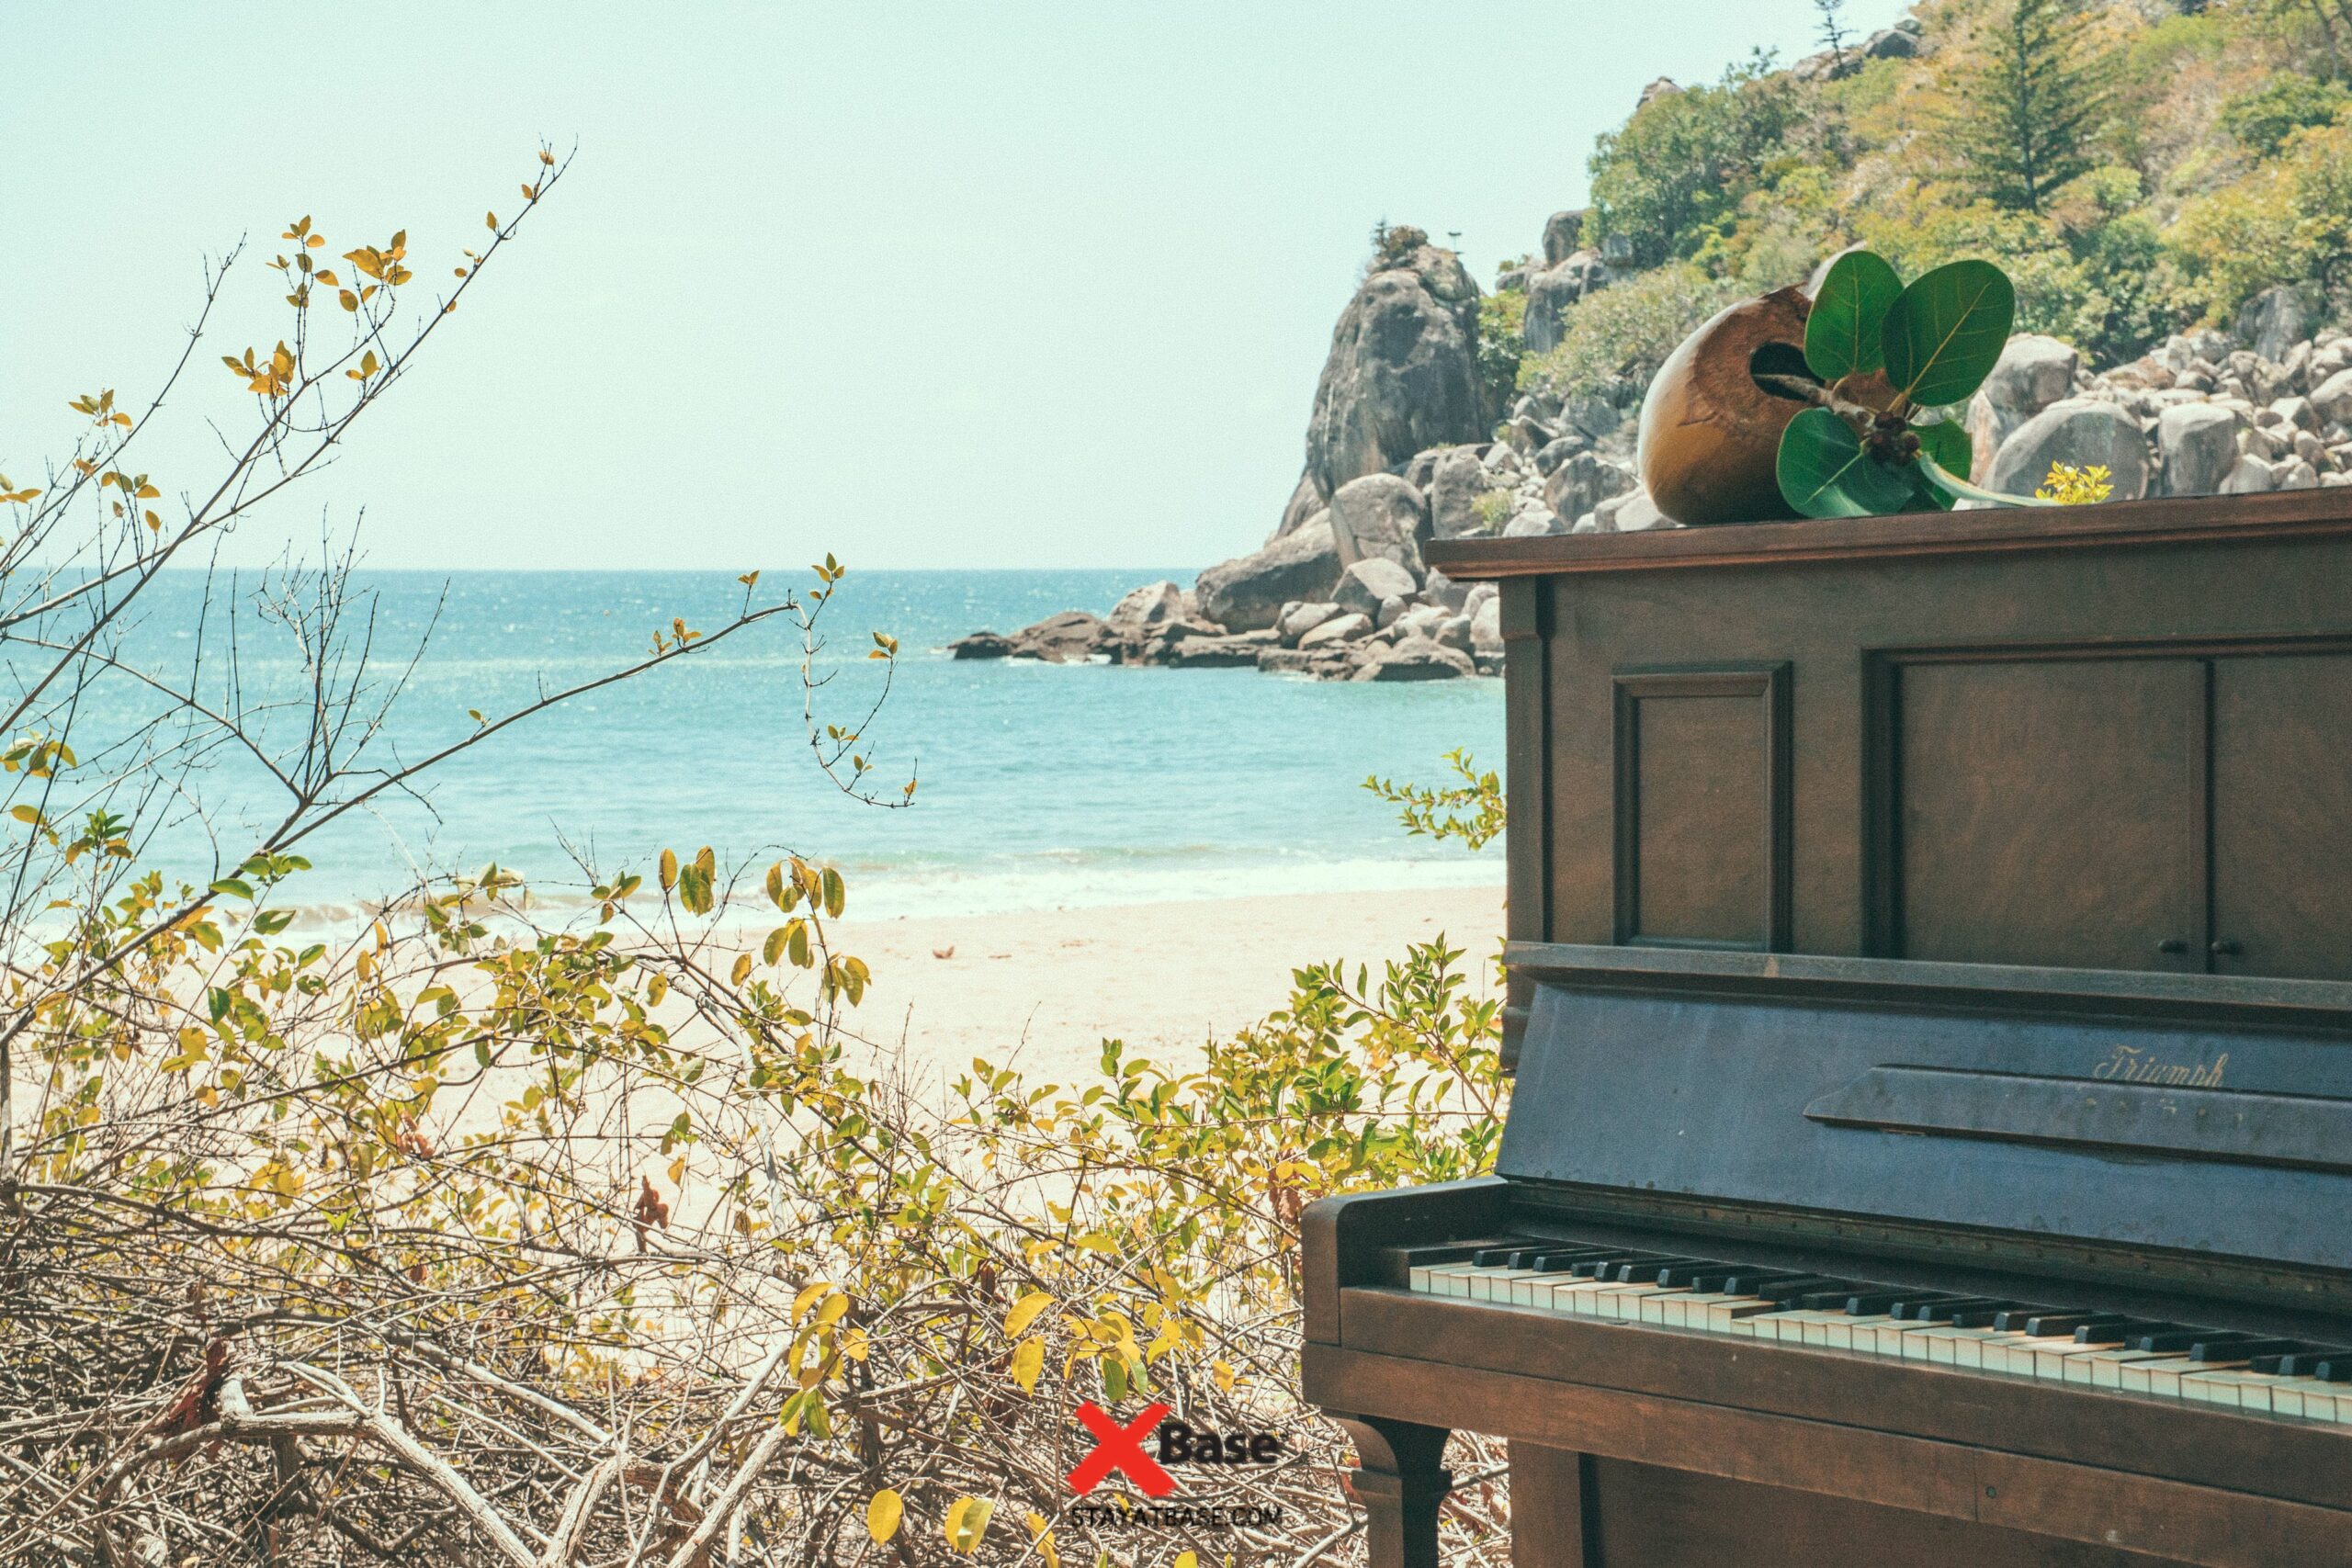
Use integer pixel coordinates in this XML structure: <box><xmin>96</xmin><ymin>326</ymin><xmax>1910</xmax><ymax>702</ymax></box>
<box><xmin>1761</xmin><ymin>250</ymin><xmax>2066</xmax><ymax>518</ymax></box>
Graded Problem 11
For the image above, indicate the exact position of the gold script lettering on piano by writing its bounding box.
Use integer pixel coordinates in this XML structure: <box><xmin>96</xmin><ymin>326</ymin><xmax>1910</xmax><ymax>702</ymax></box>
<box><xmin>2091</xmin><ymin>1044</ymin><xmax>2228</xmax><ymax>1087</ymax></box>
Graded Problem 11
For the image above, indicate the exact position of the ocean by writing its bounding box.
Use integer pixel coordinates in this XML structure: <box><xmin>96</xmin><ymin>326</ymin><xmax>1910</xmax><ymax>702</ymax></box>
<box><xmin>100</xmin><ymin>570</ymin><xmax>1505</xmax><ymax>919</ymax></box>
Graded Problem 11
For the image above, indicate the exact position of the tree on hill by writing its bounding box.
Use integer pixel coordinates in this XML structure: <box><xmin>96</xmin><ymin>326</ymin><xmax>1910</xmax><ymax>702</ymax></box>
<box><xmin>1948</xmin><ymin>0</ymin><xmax>2109</xmax><ymax>214</ymax></box>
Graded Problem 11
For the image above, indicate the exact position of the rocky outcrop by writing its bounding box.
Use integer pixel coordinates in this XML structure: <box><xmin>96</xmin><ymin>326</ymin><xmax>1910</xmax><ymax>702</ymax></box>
<box><xmin>1985</xmin><ymin>400</ymin><xmax>2151</xmax><ymax>501</ymax></box>
<box><xmin>1522</xmin><ymin>252</ymin><xmax>1611</xmax><ymax>354</ymax></box>
<box><xmin>1273</xmin><ymin>469</ymin><xmax>1324</xmax><ymax>539</ymax></box>
<box><xmin>1963</xmin><ymin>335</ymin><xmax>2078</xmax><ymax>481</ymax></box>
<box><xmin>955</xmin><ymin>189</ymin><xmax>2352</xmax><ymax>693</ymax></box>
<box><xmin>1332</xmin><ymin>558</ymin><xmax>1419</xmax><ymax>618</ymax></box>
<box><xmin>1301</xmin><ymin>238</ymin><xmax>1486</xmax><ymax>506</ymax></box>
<box><xmin>1542</xmin><ymin>209</ymin><xmax>1586</xmax><ymax>266</ymax></box>
<box><xmin>947</xmin><ymin>631</ymin><xmax>1012</xmax><ymax>660</ymax></box>
<box><xmin>2239</xmin><ymin>286</ymin><xmax>2320</xmax><ymax>365</ymax></box>
<box><xmin>1983</xmin><ymin>320</ymin><xmax>2352</xmax><ymax>500</ymax></box>
<box><xmin>1429</xmin><ymin>447</ymin><xmax>1494</xmax><ymax>539</ymax></box>
<box><xmin>1328</xmin><ymin>474</ymin><xmax>1431</xmax><ymax>574</ymax></box>
<box><xmin>1194</xmin><ymin>516</ymin><xmax>1341</xmax><ymax>633</ymax></box>
<box><xmin>2158</xmin><ymin>404</ymin><xmax>2241</xmax><ymax>498</ymax></box>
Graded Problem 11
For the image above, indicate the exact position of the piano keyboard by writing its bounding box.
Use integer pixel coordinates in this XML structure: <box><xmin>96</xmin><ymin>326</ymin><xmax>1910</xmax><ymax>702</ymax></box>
<box><xmin>1405</xmin><ymin>1245</ymin><xmax>2352</xmax><ymax>1424</ymax></box>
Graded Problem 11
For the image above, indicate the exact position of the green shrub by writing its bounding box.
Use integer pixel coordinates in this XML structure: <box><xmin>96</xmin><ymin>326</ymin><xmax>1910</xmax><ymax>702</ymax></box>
<box><xmin>1517</xmin><ymin>263</ymin><xmax>1738</xmax><ymax>404</ymax></box>
<box><xmin>1589</xmin><ymin>51</ymin><xmax>1804</xmax><ymax>268</ymax></box>
<box><xmin>1476</xmin><ymin>288</ymin><xmax>1526</xmax><ymax>419</ymax></box>
<box><xmin>2167</xmin><ymin>113</ymin><xmax>2352</xmax><ymax>319</ymax></box>
<box><xmin>2222</xmin><ymin>76</ymin><xmax>2352</xmax><ymax>157</ymax></box>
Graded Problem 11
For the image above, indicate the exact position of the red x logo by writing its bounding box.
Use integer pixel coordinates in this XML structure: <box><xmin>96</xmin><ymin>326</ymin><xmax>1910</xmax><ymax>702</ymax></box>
<box><xmin>1066</xmin><ymin>1401</ymin><xmax>1175</xmax><ymax>1497</ymax></box>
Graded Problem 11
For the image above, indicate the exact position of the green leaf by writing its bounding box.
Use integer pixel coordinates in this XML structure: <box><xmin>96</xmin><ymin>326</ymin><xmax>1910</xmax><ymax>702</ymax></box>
<box><xmin>1917</xmin><ymin>455</ymin><xmax>2056</xmax><ymax>509</ymax></box>
<box><xmin>1913</xmin><ymin>419</ymin><xmax>1972</xmax><ymax>480</ymax></box>
<box><xmin>1804</xmin><ymin>250</ymin><xmax>1902</xmax><ymax>381</ymax></box>
<box><xmin>1775</xmin><ymin>409</ymin><xmax>1922</xmax><ymax>519</ymax></box>
<box><xmin>209</xmin><ymin>877</ymin><xmax>255</xmax><ymax>900</ymax></box>
<box><xmin>254</xmin><ymin>909</ymin><xmax>294</xmax><ymax>935</ymax></box>
<box><xmin>1882</xmin><ymin>260</ymin><xmax>2015</xmax><ymax>408</ymax></box>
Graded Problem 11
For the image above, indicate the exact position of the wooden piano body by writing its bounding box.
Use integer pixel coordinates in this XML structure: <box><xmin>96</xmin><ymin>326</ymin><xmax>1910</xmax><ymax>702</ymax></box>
<box><xmin>1303</xmin><ymin>491</ymin><xmax>2352</xmax><ymax>1566</ymax></box>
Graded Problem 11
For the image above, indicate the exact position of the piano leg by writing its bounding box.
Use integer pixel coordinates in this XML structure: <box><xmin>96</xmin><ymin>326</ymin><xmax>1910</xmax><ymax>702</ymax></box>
<box><xmin>1330</xmin><ymin>1415</ymin><xmax>1452</xmax><ymax>1568</ymax></box>
<box><xmin>1508</xmin><ymin>1443</ymin><xmax>1600</xmax><ymax>1567</ymax></box>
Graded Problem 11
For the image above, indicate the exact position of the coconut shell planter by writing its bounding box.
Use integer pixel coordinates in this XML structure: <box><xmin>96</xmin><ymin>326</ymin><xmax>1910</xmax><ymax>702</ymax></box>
<box><xmin>1635</xmin><ymin>251</ymin><xmax>2048</xmax><ymax>527</ymax></box>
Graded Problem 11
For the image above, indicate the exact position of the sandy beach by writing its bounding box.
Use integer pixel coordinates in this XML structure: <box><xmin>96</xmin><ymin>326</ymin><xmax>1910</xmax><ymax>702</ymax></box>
<box><xmin>824</xmin><ymin>883</ymin><xmax>1508</xmax><ymax>1087</ymax></box>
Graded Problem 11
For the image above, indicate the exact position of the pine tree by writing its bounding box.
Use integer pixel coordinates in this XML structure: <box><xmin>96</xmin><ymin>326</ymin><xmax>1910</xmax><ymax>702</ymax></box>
<box><xmin>1814</xmin><ymin>0</ymin><xmax>1852</xmax><ymax>71</ymax></box>
<box><xmin>1950</xmin><ymin>0</ymin><xmax>2108</xmax><ymax>213</ymax></box>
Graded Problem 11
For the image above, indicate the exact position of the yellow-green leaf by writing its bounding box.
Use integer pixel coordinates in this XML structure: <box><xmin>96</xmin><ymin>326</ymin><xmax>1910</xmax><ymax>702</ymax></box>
<box><xmin>944</xmin><ymin>1496</ymin><xmax>992</xmax><ymax>1555</ymax></box>
<box><xmin>1009</xmin><ymin>1337</ymin><xmax>1043</xmax><ymax>1393</ymax></box>
<box><xmin>658</xmin><ymin>847</ymin><xmax>678</xmax><ymax>892</ymax></box>
<box><xmin>866</xmin><ymin>1489</ymin><xmax>903</xmax><ymax>1543</ymax></box>
<box><xmin>1003</xmin><ymin>1291</ymin><xmax>1052</xmax><ymax>1338</ymax></box>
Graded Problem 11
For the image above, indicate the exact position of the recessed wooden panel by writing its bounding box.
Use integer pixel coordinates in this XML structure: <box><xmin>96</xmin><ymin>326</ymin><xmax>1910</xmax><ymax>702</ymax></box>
<box><xmin>1611</xmin><ymin>667</ymin><xmax>1790</xmax><ymax>951</ymax></box>
<box><xmin>1583</xmin><ymin>1459</ymin><xmax>2179</xmax><ymax>1567</ymax></box>
<box><xmin>1895</xmin><ymin>659</ymin><xmax>2202</xmax><ymax>972</ymax></box>
<box><xmin>2212</xmin><ymin>654</ymin><xmax>2352</xmax><ymax>981</ymax></box>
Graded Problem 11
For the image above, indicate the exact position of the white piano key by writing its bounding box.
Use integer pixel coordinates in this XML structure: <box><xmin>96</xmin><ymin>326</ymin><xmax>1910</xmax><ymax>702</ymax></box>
<box><xmin>1508</xmin><ymin>1271</ymin><xmax>1587</xmax><ymax>1306</ymax></box>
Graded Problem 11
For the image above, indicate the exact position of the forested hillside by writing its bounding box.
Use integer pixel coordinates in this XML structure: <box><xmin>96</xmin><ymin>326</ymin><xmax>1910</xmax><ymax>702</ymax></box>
<box><xmin>1506</xmin><ymin>0</ymin><xmax>2347</xmax><ymax>406</ymax></box>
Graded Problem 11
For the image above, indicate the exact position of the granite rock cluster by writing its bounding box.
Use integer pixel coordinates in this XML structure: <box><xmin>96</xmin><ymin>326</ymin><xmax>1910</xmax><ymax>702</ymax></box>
<box><xmin>950</xmin><ymin>218</ymin><xmax>2346</xmax><ymax>683</ymax></box>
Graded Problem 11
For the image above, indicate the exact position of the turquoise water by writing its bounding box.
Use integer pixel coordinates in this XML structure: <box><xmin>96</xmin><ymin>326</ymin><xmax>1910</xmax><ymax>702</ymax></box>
<box><xmin>108</xmin><ymin>570</ymin><xmax>1504</xmax><ymax>917</ymax></box>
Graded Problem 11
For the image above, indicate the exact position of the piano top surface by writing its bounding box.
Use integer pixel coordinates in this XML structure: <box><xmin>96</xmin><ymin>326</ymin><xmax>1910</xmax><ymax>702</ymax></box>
<box><xmin>1424</xmin><ymin>486</ymin><xmax>2352</xmax><ymax>581</ymax></box>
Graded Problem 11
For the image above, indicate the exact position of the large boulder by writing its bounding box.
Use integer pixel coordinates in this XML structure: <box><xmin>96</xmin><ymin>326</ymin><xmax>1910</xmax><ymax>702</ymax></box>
<box><xmin>2158</xmin><ymin>404</ymin><xmax>2244</xmax><ymax>498</ymax></box>
<box><xmin>1298</xmin><ymin>611</ymin><xmax>1374</xmax><ymax>649</ymax></box>
<box><xmin>1194</xmin><ymin>516</ymin><xmax>1340</xmax><ymax>634</ymax></box>
<box><xmin>1332</xmin><ymin>557</ymin><xmax>1419</xmax><ymax>618</ymax></box>
<box><xmin>1963</xmin><ymin>335</ymin><xmax>2079</xmax><ymax>482</ymax></box>
<box><xmin>2235</xmin><ymin>285</ymin><xmax>2320</xmax><ymax>365</ymax></box>
<box><xmin>1544</xmin><ymin>450</ymin><xmax>1634</xmax><ymax>523</ymax></box>
<box><xmin>1273</xmin><ymin>468</ymin><xmax>1324</xmax><ymax>539</ymax></box>
<box><xmin>1009</xmin><ymin>610</ymin><xmax>1109</xmax><ymax>663</ymax></box>
<box><xmin>1470</xmin><ymin>595</ymin><xmax>1503</xmax><ymax>655</ymax></box>
<box><xmin>1276</xmin><ymin>600</ymin><xmax>1343</xmax><ymax>645</ymax></box>
<box><xmin>1104</xmin><ymin>581</ymin><xmax>1189</xmax><ymax>639</ymax></box>
<box><xmin>1541</xmin><ymin>209</ymin><xmax>1586</xmax><ymax>266</ymax></box>
<box><xmin>1328</xmin><ymin>473</ymin><xmax>1431</xmax><ymax>574</ymax></box>
<box><xmin>1985</xmin><ymin>399</ymin><xmax>2150</xmax><ymax>501</ymax></box>
<box><xmin>1351</xmin><ymin>634</ymin><xmax>1476</xmax><ymax>682</ymax></box>
<box><xmin>1430</xmin><ymin>447</ymin><xmax>1496</xmax><ymax>539</ymax></box>
<box><xmin>1522</xmin><ymin>253</ymin><xmax>1609</xmax><ymax>354</ymax></box>
<box><xmin>2310</xmin><ymin>367</ymin><xmax>2352</xmax><ymax>427</ymax></box>
<box><xmin>1303</xmin><ymin>243</ymin><xmax>1486</xmax><ymax>501</ymax></box>
<box><xmin>947</xmin><ymin>631</ymin><xmax>1012</xmax><ymax>660</ymax></box>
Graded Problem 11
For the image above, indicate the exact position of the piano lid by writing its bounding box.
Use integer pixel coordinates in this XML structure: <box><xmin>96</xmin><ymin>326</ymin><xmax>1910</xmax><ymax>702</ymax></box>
<box><xmin>1498</xmin><ymin>945</ymin><xmax>2352</xmax><ymax>1284</ymax></box>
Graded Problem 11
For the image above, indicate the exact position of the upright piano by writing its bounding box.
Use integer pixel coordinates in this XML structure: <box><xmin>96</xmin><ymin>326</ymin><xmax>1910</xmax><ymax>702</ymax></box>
<box><xmin>1304</xmin><ymin>491</ymin><xmax>2352</xmax><ymax>1566</ymax></box>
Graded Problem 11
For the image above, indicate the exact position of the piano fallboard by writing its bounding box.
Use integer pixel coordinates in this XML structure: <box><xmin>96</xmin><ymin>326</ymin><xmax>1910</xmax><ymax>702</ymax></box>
<box><xmin>1498</xmin><ymin>946</ymin><xmax>2352</xmax><ymax>1304</ymax></box>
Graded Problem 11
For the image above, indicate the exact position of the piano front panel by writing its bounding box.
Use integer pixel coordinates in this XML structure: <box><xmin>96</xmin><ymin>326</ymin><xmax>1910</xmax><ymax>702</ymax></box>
<box><xmin>1498</xmin><ymin>965</ymin><xmax>2352</xmax><ymax>1279</ymax></box>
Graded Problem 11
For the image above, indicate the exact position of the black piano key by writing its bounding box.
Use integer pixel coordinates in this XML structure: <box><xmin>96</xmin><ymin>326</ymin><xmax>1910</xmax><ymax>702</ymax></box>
<box><xmin>1470</xmin><ymin>1247</ymin><xmax>1524</xmax><ymax>1268</ymax></box>
<box><xmin>1567</xmin><ymin>1251</ymin><xmax>1670</xmax><ymax>1279</ymax></box>
<box><xmin>1947</xmin><ymin>1304</ymin><xmax>2028</xmax><ymax>1328</ymax></box>
<box><xmin>2002</xmin><ymin>1310</ymin><xmax>2107</xmax><ymax>1337</ymax></box>
<box><xmin>1529</xmin><ymin>1247</ymin><xmax>1615</xmax><ymax>1270</ymax></box>
<box><xmin>2189</xmin><ymin>1336</ymin><xmax>2302</xmax><ymax>1363</ymax></box>
<box><xmin>1898</xmin><ymin>1296</ymin><xmax>2010</xmax><ymax>1323</ymax></box>
<box><xmin>1654</xmin><ymin>1260</ymin><xmax>1738</xmax><ymax>1288</ymax></box>
<box><xmin>2131</xmin><ymin>1326</ymin><xmax>2224</xmax><ymax>1353</ymax></box>
<box><xmin>1716</xmin><ymin>1269</ymin><xmax>1814</xmax><ymax>1295</ymax></box>
<box><xmin>1613</xmin><ymin>1256</ymin><xmax>1703</xmax><ymax>1282</ymax></box>
<box><xmin>2070</xmin><ymin>1317</ymin><xmax>2170</xmax><ymax>1343</ymax></box>
<box><xmin>1750</xmin><ymin>1276</ymin><xmax>1854</xmax><ymax>1305</ymax></box>
<box><xmin>1840</xmin><ymin>1292</ymin><xmax>1910</xmax><ymax>1315</ymax></box>
<box><xmin>2276</xmin><ymin>1349</ymin><xmax>2352</xmax><ymax>1378</ymax></box>
<box><xmin>2301</xmin><ymin>1357</ymin><xmax>2352</xmax><ymax>1382</ymax></box>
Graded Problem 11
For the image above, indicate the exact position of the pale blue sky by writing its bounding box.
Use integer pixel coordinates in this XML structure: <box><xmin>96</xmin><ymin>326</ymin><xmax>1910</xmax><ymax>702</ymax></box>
<box><xmin>4</xmin><ymin>2</ymin><xmax>1909</xmax><ymax>571</ymax></box>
